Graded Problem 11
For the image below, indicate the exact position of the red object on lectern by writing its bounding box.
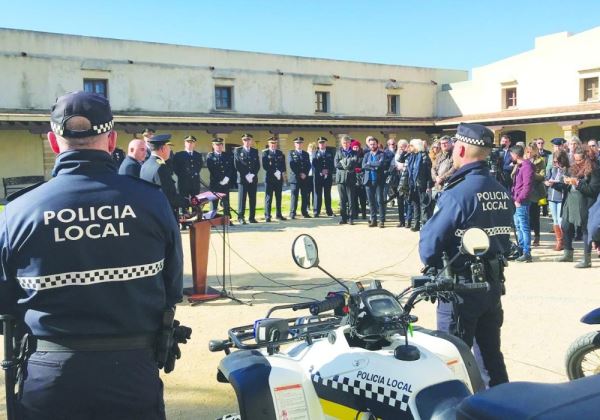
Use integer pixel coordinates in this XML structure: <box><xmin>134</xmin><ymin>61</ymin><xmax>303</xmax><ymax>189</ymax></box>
<box><xmin>184</xmin><ymin>215</ymin><xmax>229</xmax><ymax>302</ymax></box>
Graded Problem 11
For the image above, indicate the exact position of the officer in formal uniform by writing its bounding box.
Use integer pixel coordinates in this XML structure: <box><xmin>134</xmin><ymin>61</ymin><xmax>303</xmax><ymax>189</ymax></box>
<box><xmin>234</xmin><ymin>133</ymin><xmax>260</xmax><ymax>224</ymax></box>
<box><xmin>419</xmin><ymin>123</ymin><xmax>513</xmax><ymax>387</ymax></box>
<box><xmin>0</xmin><ymin>91</ymin><xmax>183</xmax><ymax>419</ymax></box>
<box><xmin>262</xmin><ymin>137</ymin><xmax>287</xmax><ymax>222</ymax></box>
<box><xmin>142</xmin><ymin>128</ymin><xmax>155</xmax><ymax>161</ymax></box>
<box><xmin>288</xmin><ymin>137</ymin><xmax>312</xmax><ymax>219</ymax></box>
<box><xmin>312</xmin><ymin>136</ymin><xmax>335</xmax><ymax>217</ymax></box>
<box><xmin>173</xmin><ymin>135</ymin><xmax>204</xmax><ymax>197</ymax></box>
<box><xmin>206</xmin><ymin>137</ymin><xmax>236</xmax><ymax>220</ymax></box>
<box><xmin>140</xmin><ymin>134</ymin><xmax>189</xmax><ymax>218</ymax></box>
<box><xmin>335</xmin><ymin>135</ymin><xmax>360</xmax><ymax>224</ymax></box>
<box><xmin>118</xmin><ymin>138</ymin><xmax>147</xmax><ymax>177</ymax></box>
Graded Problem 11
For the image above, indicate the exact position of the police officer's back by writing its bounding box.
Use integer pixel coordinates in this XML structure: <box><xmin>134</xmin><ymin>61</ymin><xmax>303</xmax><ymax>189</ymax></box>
<box><xmin>419</xmin><ymin>123</ymin><xmax>514</xmax><ymax>387</ymax></box>
<box><xmin>0</xmin><ymin>91</ymin><xmax>183</xmax><ymax>419</ymax></box>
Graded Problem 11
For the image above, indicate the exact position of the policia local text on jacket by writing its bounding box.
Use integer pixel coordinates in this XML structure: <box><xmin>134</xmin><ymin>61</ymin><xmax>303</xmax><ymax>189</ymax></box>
<box><xmin>0</xmin><ymin>92</ymin><xmax>184</xmax><ymax>419</ymax></box>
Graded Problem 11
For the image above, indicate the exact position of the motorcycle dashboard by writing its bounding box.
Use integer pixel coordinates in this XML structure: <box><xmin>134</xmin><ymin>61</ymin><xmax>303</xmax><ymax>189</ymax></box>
<box><xmin>363</xmin><ymin>292</ymin><xmax>403</xmax><ymax>318</ymax></box>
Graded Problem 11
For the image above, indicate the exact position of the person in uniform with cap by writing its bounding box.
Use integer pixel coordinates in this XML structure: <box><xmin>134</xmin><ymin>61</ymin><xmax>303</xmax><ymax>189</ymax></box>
<box><xmin>142</xmin><ymin>128</ymin><xmax>156</xmax><ymax>161</ymax></box>
<box><xmin>0</xmin><ymin>91</ymin><xmax>183</xmax><ymax>419</ymax></box>
<box><xmin>140</xmin><ymin>134</ymin><xmax>190</xmax><ymax>219</ymax></box>
<box><xmin>206</xmin><ymin>137</ymin><xmax>236</xmax><ymax>220</ymax></box>
<box><xmin>118</xmin><ymin>138</ymin><xmax>147</xmax><ymax>177</ymax></box>
<box><xmin>234</xmin><ymin>133</ymin><xmax>260</xmax><ymax>224</ymax></box>
<box><xmin>173</xmin><ymin>135</ymin><xmax>204</xmax><ymax>198</ymax></box>
<box><xmin>262</xmin><ymin>137</ymin><xmax>287</xmax><ymax>222</ymax></box>
<box><xmin>312</xmin><ymin>136</ymin><xmax>335</xmax><ymax>217</ymax></box>
<box><xmin>288</xmin><ymin>136</ymin><xmax>312</xmax><ymax>219</ymax></box>
<box><xmin>419</xmin><ymin>122</ymin><xmax>513</xmax><ymax>387</ymax></box>
<box><xmin>335</xmin><ymin>135</ymin><xmax>360</xmax><ymax>224</ymax></box>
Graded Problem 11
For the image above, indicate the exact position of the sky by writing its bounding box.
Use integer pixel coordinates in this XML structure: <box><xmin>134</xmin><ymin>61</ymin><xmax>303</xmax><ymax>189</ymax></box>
<box><xmin>2</xmin><ymin>0</ymin><xmax>600</xmax><ymax>71</ymax></box>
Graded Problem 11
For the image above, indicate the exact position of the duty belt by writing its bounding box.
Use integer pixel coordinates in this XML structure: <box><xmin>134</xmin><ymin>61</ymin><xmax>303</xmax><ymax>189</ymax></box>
<box><xmin>34</xmin><ymin>334</ymin><xmax>156</xmax><ymax>352</ymax></box>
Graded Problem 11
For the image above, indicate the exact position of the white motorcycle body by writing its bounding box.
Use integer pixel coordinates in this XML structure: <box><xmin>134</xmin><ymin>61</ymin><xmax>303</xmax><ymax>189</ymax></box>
<box><xmin>218</xmin><ymin>324</ymin><xmax>483</xmax><ymax>420</ymax></box>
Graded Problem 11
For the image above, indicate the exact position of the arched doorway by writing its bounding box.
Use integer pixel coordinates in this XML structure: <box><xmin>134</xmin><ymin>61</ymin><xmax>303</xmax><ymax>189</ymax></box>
<box><xmin>502</xmin><ymin>130</ymin><xmax>526</xmax><ymax>146</ymax></box>
<box><xmin>579</xmin><ymin>126</ymin><xmax>600</xmax><ymax>141</ymax></box>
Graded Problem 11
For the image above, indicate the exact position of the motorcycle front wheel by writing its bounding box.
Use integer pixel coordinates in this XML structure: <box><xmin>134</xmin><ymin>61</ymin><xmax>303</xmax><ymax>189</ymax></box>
<box><xmin>565</xmin><ymin>331</ymin><xmax>600</xmax><ymax>380</ymax></box>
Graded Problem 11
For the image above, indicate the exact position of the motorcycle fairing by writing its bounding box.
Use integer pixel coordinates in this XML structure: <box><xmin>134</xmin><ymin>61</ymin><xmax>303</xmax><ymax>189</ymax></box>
<box><xmin>311</xmin><ymin>371</ymin><xmax>415</xmax><ymax>419</ymax></box>
<box><xmin>218</xmin><ymin>349</ymin><xmax>278</xmax><ymax>419</ymax></box>
<box><xmin>581</xmin><ymin>308</ymin><xmax>600</xmax><ymax>325</ymax></box>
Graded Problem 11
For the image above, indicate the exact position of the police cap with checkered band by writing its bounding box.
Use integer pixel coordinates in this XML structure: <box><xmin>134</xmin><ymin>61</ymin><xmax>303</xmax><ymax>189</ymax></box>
<box><xmin>50</xmin><ymin>91</ymin><xmax>114</xmax><ymax>138</ymax></box>
<box><xmin>453</xmin><ymin>123</ymin><xmax>494</xmax><ymax>148</ymax></box>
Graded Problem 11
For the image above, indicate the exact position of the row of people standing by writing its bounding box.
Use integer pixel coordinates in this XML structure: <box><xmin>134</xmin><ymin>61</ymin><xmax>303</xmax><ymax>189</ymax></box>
<box><xmin>498</xmin><ymin>135</ymin><xmax>600</xmax><ymax>267</ymax></box>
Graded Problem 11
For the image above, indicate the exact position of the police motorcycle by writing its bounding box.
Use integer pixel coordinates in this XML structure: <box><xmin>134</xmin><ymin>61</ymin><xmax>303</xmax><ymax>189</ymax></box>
<box><xmin>209</xmin><ymin>229</ymin><xmax>497</xmax><ymax>419</ymax></box>
<box><xmin>565</xmin><ymin>307</ymin><xmax>600</xmax><ymax>379</ymax></box>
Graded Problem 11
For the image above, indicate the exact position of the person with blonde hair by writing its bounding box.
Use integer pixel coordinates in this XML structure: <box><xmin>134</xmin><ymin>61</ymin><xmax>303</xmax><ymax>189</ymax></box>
<box><xmin>406</xmin><ymin>139</ymin><xmax>433</xmax><ymax>231</ymax></box>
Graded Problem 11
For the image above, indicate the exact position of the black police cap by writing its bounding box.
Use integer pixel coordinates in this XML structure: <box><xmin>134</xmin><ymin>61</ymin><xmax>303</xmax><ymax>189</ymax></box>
<box><xmin>50</xmin><ymin>91</ymin><xmax>114</xmax><ymax>138</ymax></box>
<box><xmin>267</xmin><ymin>136</ymin><xmax>279</xmax><ymax>143</ymax></box>
<box><xmin>211</xmin><ymin>137</ymin><xmax>224</xmax><ymax>144</ymax></box>
<box><xmin>184</xmin><ymin>135</ymin><xmax>197</xmax><ymax>142</ymax></box>
<box><xmin>294</xmin><ymin>136</ymin><xmax>305</xmax><ymax>143</ymax></box>
<box><xmin>551</xmin><ymin>137</ymin><xmax>566</xmax><ymax>146</ymax></box>
<box><xmin>317</xmin><ymin>136</ymin><xmax>328</xmax><ymax>143</ymax></box>
<box><xmin>454</xmin><ymin>123</ymin><xmax>494</xmax><ymax>148</ymax></box>
<box><xmin>147</xmin><ymin>134</ymin><xmax>173</xmax><ymax>146</ymax></box>
<box><xmin>241</xmin><ymin>133</ymin><xmax>254</xmax><ymax>140</ymax></box>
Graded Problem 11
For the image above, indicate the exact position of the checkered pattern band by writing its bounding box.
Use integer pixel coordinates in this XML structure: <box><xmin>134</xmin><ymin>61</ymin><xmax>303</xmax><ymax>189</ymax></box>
<box><xmin>50</xmin><ymin>120</ymin><xmax>114</xmax><ymax>136</ymax></box>
<box><xmin>50</xmin><ymin>121</ymin><xmax>64</xmax><ymax>136</ymax></box>
<box><xmin>455</xmin><ymin>226</ymin><xmax>512</xmax><ymax>237</ymax></box>
<box><xmin>17</xmin><ymin>259</ymin><xmax>164</xmax><ymax>291</ymax></box>
<box><xmin>455</xmin><ymin>133</ymin><xmax>488</xmax><ymax>147</ymax></box>
<box><xmin>311</xmin><ymin>372</ymin><xmax>410</xmax><ymax>411</ymax></box>
<box><xmin>92</xmin><ymin>120</ymin><xmax>114</xmax><ymax>134</ymax></box>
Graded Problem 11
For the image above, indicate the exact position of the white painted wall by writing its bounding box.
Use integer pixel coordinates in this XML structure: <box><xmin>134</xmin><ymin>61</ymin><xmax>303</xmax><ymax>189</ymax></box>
<box><xmin>437</xmin><ymin>27</ymin><xmax>600</xmax><ymax>117</ymax></box>
<box><xmin>0</xmin><ymin>29</ymin><xmax>467</xmax><ymax>118</ymax></box>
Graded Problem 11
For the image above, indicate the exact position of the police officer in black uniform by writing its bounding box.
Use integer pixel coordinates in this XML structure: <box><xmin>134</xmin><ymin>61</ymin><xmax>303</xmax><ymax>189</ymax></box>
<box><xmin>0</xmin><ymin>91</ymin><xmax>183</xmax><ymax>419</ymax></box>
<box><xmin>419</xmin><ymin>122</ymin><xmax>513</xmax><ymax>387</ymax></box>
<box><xmin>141</xmin><ymin>134</ymin><xmax>190</xmax><ymax>219</ymax></box>
<box><xmin>234</xmin><ymin>133</ymin><xmax>260</xmax><ymax>224</ymax></box>
<box><xmin>173</xmin><ymin>135</ymin><xmax>204</xmax><ymax>197</ymax></box>
<box><xmin>206</xmin><ymin>137</ymin><xmax>236</xmax><ymax>219</ymax></box>
<box><xmin>312</xmin><ymin>136</ymin><xmax>335</xmax><ymax>217</ymax></box>
<box><xmin>262</xmin><ymin>137</ymin><xmax>287</xmax><ymax>222</ymax></box>
<box><xmin>288</xmin><ymin>136</ymin><xmax>312</xmax><ymax>219</ymax></box>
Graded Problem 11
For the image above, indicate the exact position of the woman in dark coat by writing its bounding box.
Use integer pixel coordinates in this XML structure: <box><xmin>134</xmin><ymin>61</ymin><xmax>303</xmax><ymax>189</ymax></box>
<box><xmin>554</xmin><ymin>146</ymin><xmax>600</xmax><ymax>268</ymax></box>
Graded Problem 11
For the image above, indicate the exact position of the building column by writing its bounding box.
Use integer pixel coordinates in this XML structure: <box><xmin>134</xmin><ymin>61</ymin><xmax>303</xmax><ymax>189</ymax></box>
<box><xmin>559</xmin><ymin>123</ymin><xmax>582</xmax><ymax>140</ymax></box>
<box><xmin>488</xmin><ymin>126</ymin><xmax>504</xmax><ymax>146</ymax></box>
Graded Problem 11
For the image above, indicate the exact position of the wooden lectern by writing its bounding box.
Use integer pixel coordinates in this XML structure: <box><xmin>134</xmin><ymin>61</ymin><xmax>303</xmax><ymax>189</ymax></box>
<box><xmin>185</xmin><ymin>215</ymin><xmax>229</xmax><ymax>303</ymax></box>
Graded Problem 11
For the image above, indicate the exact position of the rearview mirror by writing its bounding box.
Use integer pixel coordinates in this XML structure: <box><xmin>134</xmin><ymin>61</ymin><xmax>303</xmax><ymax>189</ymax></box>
<box><xmin>292</xmin><ymin>234</ymin><xmax>319</xmax><ymax>269</ymax></box>
<box><xmin>461</xmin><ymin>228</ymin><xmax>490</xmax><ymax>257</ymax></box>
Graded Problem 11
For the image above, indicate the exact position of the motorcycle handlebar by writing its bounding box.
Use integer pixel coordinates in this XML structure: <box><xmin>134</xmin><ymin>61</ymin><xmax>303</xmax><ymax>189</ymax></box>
<box><xmin>309</xmin><ymin>294</ymin><xmax>345</xmax><ymax>315</ymax></box>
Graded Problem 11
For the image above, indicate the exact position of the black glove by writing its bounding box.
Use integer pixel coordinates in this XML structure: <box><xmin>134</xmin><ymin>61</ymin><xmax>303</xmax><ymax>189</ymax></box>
<box><xmin>163</xmin><ymin>322</ymin><xmax>192</xmax><ymax>374</ymax></box>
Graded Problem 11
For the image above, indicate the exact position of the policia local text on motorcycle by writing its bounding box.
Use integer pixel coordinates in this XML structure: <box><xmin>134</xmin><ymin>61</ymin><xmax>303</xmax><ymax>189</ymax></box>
<box><xmin>0</xmin><ymin>91</ymin><xmax>191</xmax><ymax>420</ymax></box>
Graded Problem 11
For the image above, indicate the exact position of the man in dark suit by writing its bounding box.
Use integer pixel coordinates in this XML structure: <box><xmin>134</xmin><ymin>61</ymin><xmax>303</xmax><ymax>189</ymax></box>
<box><xmin>173</xmin><ymin>135</ymin><xmax>203</xmax><ymax>198</ymax></box>
<box><xmin>312</xmin><ymin>136</ymin><xmax>335</xmax><ymax>217</ymax></box>
<box><xmin>234</xmin><ymin>133</ymin><xmax>260</xmax><ymax>224</ymax></box>
<box><xmin>118</xmin><ymin>139</ymin><xmax>147</xmax><ymax>177</ymax></box>
<box><xmin>262</xmin><ymin>137</ymin><xmax>287</xmax><ymax>222</ymax></box>
<box><xmin>140</xmin><ymin>134</ymin><xmax>189</xmax><ymax>220</ymax></box>
<box><xmin>206</xmin><ymin>137</ymin><xmax>236</xmax><ymax>220</ymax></box>
<box><xmin>362</xmin><ymin>137</ymin><xmax>386</xmax><ymax>227</ymax></box>
<box><xmin>288</xmin><ymin>137</ymin><xmax>312</xmax><ymax>219</ymax></box>
<box><xmin>335</xmin><ymin>135</ymin><xmax>360</xmax><ymax>224</ymax></box>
